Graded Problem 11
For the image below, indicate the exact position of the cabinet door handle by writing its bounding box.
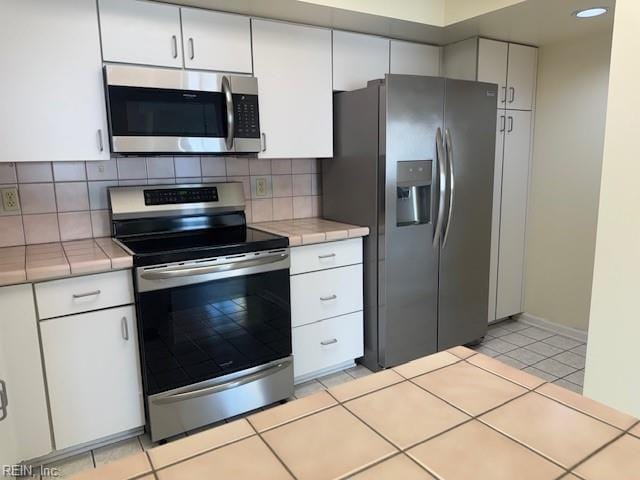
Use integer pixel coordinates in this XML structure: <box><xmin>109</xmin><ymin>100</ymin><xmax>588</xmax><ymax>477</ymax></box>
<box><xmin>97</xmin><ymin>129</ymin><xmax>104</xmax><ymax>152</ymax></box>
<box><xmin>121</xmin><ymin>316</ymin><xmax>130</xmax><ymax>341</ymax></box>
<box><xmin>507</xmin><ymin>116</ymin><xmax>514</xmax><ymax>133</ymax></box>
<box><xmin>320</xmin><ymin>294</ymin><xmax>337</xmax><ymax>301</ymax></box>
<box><xmin>320</xmin><ymin>338</ymin><xmax>338</xmax><ymax>346</ymax></box>
<box><xmin>501</xmin><ymin>86</ymin><xmax>507</xmax><ymax>104</ymax></box>
<box><xmin>72</xmin><ymin>289</ymin><xmax>101</xmax><ymax>299</ymax></box>
<box><xmin>0</xmin><ymin>379</ymin><xmax>8</xmax><ymax>422</ymax></box>
<box><xmin>318</xmin><ymin>253</ymin><xmax>336</xmax><ymax>259</ymax></box>
<box><xmin>188</xmin><ymin>38</ymin><xmax>195</xmax><ymax>60</ymax></box>
<box><xmin>261</xmin><ymin>133</ymin><xmax>267</xmax><ymax>152</ymax></box>
<box><xmin>499</xmin><ymin>115</ymin><xmax>506</xmax><ymax>133</ymax></box>
<box><xmin>508</xmin><ymin>87</ymin><xmax>515</xmax><ymax>103</ymax></box>
<box><xmin>171</xmin><ymin>35</ymin><xmax>178</xmax><ymax>59</ymax></box>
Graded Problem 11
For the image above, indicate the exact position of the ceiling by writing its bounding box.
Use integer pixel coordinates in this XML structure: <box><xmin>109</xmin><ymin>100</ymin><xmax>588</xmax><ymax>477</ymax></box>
<box><xmin>172</xmin><ymin>0</ymin><xmax>615</xmax><ymax>47</ymax></box>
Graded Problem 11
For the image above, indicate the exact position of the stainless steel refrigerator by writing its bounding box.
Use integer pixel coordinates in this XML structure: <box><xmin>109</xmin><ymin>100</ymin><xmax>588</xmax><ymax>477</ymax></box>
<box><xmin>323</xmin><ymin>74</ymin><xmax>497</xmax><ymax>370</ymax></box>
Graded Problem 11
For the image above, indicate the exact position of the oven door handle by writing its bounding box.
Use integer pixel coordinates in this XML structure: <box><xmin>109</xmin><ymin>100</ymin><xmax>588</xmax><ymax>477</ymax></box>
<box><xmin>140</xmin><ymin>253</ymin><xmax>289</xmax><ymax>280</ymax></box>
<box><xmin>152</xmin><ymin>359</ymin><xmax>292</xmax><ymax>405</ymax></box>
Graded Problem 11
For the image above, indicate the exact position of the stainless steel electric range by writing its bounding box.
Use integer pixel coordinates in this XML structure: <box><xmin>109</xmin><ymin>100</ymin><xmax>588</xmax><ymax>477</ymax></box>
<box><xmin>109</xmin><ymin>182</ymin><xmax>292</xmax><ymax>442</ymax></box>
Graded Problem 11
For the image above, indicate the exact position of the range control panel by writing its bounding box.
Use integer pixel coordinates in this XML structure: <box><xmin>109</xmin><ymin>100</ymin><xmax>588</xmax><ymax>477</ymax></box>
<box><xmin>144</xmin><ymin>187</ymin><xmax>219</xmax><ymax>206</ymax></box>
<box><xmin>233</xmin><ymin>94</ymin><xmax>260</xmax><ymax>138</ymax></box>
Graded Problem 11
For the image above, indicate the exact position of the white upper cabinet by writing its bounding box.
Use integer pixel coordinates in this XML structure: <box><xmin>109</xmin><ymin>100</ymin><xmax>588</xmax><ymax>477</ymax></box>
<box><xmin>496</xmin><ymin>110</ymin><xmax>532</xmax><ymax>319</ymax></box>
<box><xmin>0</xmin><ymin>0</ymin><xmax>109</xmax><ymax>162</ymax></box>
<box><xmin>99</xmin><ymin>0</ymin><xmax>183</xmax><ymax>68</ymax></box>
<box><xmin>181</xmin><ymin>8</ymin><xmax>252</xmax><ymax>73</ymax></box>
<box><xmin>478</xmin><ymin>38</ymin><xmax>537</xmax><ymax>110</ymax></box>
<box><xmin>0</xmin><ymin>284</ymin><xmax>52</xmax><ymax>465</ymax></box>
<box><xmin>506</xmin><ymin>43</ymin><xmax>538</xmax><ymax>111</ymax></box>
<box><xmin>333</xmin><ymin>31</ymin><xmax>389</xmax><ymax>91</ymax></box>
<box><xmin>478</xmin><ymin>38</ymin><xmax>509</xmax><ymax>106</ymax></box>
<box><xmin>252</xmin><ymin>19</ymin><xmax>333</xmax><ymax>159</ymax></box>
<box><xmin>389</xmin><ymin>40</ymin><xmax>441</xmax><ymax>76</ymax></box>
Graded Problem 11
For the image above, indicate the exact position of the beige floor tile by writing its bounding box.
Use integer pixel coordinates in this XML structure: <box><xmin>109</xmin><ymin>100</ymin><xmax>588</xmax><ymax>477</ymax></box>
<box><xmin>536</xmin><ymin>383</ymin><xmax>636</xmax><ymax>430</ymax></box>
<box><xmin>262</xmin><ymin>406</ymin><xmax>397</xmax><ymax>480</ymax></box>
<box><xmin>480</xmin><ymin>392</ymin><xmax>620</xmax><ymax>468</ymax></box>
<box><xmin>248</xmin><ymin>390</ymin><xmax>337</xmax><ymax>432</ymax></box>
<box><xmin>317</xmin><ymin>370</ymin><xmax>353</xmax><ymax>388</ymax></box>
<box><xmin>156</xmin><ymin>436</ymin><xmax>293</xmax><ymax>480</ymax></box>
<box><xmin>344</xmin><ymin>381</ymin><xmax>469</xmax><ymax>449</ymax></box>
<box><xmin>447</xmin><ymin>345</ymin><xmax>477</xmax><ymax>359</ymax></box>
<box><xmin>93</xmin><ymin>437</ymin><xmax>142</xmax><ymax>466</ymax></box>
<box><xmin>330</xmin><ymin>370</ymin><xmax>405</xmax><ymax>402</ymax></box>
<box><xmin>575</xmin><ymin>434</ymin><xmax>640</xmax><ymax>480</ymax></box>
<box><xmin>629</xmin><ymin>423</ymin><xmax>640</xmax><ymax>438</ymax></box>
<box><xmin>350</xmin><ymin>454</ymin><xmax>435</xmax><ymax>480</ymax></box>
<box><xmin>559</xmin><ymin>475</ymin><xmax>581</xmax><ymax>479</ymax></box>
<box><xmin>148</xmin><ymin>419</ymin><xmax>255</xmax><ymax>469</ymax></box>
<box><xmin>393</xmin><ymin>351</ymin><xmax>459</xmax><ymax>379</ymax></box>
<box><xmin>407</xmin><ymin>420</ymin><xmax>564</xmax><ymax>480</ymax></box>
<box><xmin>414</xmin><ymin>362</ymin><xmax>526</xmax><ymax>416</ymax></box>
<box><xmin>68</xmin><ymin>452</ymin><xmax>150</xmax><ymax>480</ymax></box>
<box><xmin>294</xmin><ymin>379</ymin><xmax>325</xmax><ymax>398</ymax></box>
<box><xmin>468</xmin><ymin>353</ymin><xmax>546</xmax><ymax>389</ymax></box>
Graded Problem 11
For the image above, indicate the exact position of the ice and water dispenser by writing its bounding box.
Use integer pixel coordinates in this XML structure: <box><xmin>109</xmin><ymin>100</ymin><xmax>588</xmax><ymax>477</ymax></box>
<box><xmin>396</xmin><ymin>160</ymin><xmax>432</xmax><ymax>226</ymax></box>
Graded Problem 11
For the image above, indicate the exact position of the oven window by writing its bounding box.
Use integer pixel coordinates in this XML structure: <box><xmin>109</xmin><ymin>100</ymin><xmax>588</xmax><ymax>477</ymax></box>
<box><xmin>138</xmin><ymin>269</ymin><xmax>291</xmax><ymax>395</ymax></box>
<box><xmin>108</xmin><ymin>86</ymin><xmax>227</xmax><ymax>138</ymax></box>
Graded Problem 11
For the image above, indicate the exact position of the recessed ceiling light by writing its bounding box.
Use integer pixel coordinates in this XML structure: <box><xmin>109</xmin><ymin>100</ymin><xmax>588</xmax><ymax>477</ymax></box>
<box><xmin>572</xmin><ymin>7</ymin><xmax>609</xmax><ymax>18</ymax></box>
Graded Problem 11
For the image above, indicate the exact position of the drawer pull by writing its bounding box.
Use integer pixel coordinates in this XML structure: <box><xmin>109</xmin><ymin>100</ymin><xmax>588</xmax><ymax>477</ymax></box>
<box><xmin>72</xmin><ymin>290</ymin><xmax>101</xmax><ymax>299</ymax></box>
<box><xmin>320</xmin><ymin>294</ymin><xmax>337</xmax><ymax>302</ymax></box>
<box><xmin>121</xmin><ymin>316</ymin><xmax>130</xmax><ymax>341</ymax></box>
<box><xmin>321</xmin><ymin>338</ymin><xmax>338</xmax><ymax>346</ymax></box>
<box><xmin>318</xmin><ymin>253</ymin><xmax>336</xmax><ymax>259</ymax></box>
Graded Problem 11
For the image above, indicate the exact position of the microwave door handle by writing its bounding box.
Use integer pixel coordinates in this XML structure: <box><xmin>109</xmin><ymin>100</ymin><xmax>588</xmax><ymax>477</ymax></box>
<box><xmin>222</xmin><ymin>76</ymin><xmax>235</xmax><ymax>150</ymax></box>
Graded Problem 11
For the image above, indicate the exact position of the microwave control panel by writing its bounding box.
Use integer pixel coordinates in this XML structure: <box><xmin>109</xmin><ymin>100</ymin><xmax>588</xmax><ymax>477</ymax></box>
<box><xmin>233</xmin><ymin>94</ymin><xmax>260</xmax><ymax>138</ymax></box>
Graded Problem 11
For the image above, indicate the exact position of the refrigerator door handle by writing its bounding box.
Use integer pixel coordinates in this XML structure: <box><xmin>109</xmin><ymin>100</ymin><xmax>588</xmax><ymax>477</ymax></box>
<box><xmin>433</xmin><ymin>127</ymin><xmax>447</xmax><ymax>248</ymax></box>
<box><xmin>442</xmin><ymin>128</ymin><xmax>455</xmax><ymax>248</ymax></box>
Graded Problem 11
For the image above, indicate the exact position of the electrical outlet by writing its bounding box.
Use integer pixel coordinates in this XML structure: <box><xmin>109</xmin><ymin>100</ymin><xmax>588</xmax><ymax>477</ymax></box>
<box><xmin>255</xmin><ymin>177</ymin><xmax>268</xmax><ymax>197</ymax></box>
<box><xmin>1</xmin><ymin>187</ymin><xmax>19</xmax><ymax>212</ymax></box>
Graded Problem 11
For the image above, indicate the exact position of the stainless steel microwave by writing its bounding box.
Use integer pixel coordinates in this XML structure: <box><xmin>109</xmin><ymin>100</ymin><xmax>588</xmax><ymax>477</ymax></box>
<box><xmin>104</xmin><ymin>65</ymin><xmax>261</xmax><ymax>155</ymax></box>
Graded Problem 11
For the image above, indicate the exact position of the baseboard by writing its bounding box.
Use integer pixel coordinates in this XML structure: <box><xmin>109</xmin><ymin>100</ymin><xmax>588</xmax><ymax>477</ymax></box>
<box><xmin>516</xmin><ymin>312</ymin><xmax>588</xmax><ymax>343</ymax></box>
<box><xmin>294</xmin><ymin>360</ymin><xmax>356</xmax><ymax>385</ymax></box>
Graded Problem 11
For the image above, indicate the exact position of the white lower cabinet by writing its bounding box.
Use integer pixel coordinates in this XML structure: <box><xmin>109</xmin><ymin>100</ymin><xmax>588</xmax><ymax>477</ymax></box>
<box><xmin>41</xmin><ymin>305</ymin><xmax>144</xmax><ymax>450</ymax></box>
<box><xmin>293</xmin><ymin>312</ymin><xmax>364</xmax><ymax>379</ymax></box>
<box><xmin>290</xmin><ymin>238</ymin><xmax>364</xmax><ymax>382</ymax></box>
<box><xmin>0</xmin><ymin>284</ymin><xmax>51</xmax><ymax>465</ymax></box>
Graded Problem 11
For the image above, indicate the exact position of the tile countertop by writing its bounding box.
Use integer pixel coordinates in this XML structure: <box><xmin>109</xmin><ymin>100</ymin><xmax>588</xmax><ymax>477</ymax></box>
<box><xmin>71</xmin><ymin>346</ymin><xmax>640</xmax><ymax>480</ymax></box>
<box><xmin>249</xmin><ymin>218</ymin><xmax>369</xmax><ymax>246</ymax></box>
<box><xmin>0</xmin><ymin>238</ymin><xmax>132</xmax><ymax>286</ymax></box>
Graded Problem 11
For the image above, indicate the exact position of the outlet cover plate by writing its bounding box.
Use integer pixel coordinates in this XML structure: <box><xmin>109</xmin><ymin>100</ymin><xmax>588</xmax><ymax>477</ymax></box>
<box><xmin>1</xmin><ymin>187</ymin><xmax>20</xmax><ymax>212</ymax></box>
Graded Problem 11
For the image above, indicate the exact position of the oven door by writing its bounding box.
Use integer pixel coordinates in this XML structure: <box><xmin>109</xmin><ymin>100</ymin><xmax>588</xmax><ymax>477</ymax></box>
<box><xmin>105</xmin><ymin>65</ymin><xmax>261</xmax><ymax>155</ymax></box>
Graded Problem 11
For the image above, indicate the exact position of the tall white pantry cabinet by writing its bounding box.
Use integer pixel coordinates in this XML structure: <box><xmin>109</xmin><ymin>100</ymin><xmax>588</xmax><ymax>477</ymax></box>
<box><xmin>443</xmin><ymin>37</ymin><xmax>538</xmax><ymax>322</ymax></box>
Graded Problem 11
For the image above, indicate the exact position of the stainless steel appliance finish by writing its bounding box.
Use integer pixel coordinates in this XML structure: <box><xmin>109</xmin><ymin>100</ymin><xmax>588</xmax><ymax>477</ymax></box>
<box><xmin>104</xmin><ymin>65</ymin><xmax>261</xmax><ymax>155</ymax></box>
<box><xmin>110</xmin><ymin>183</ymin><xmax>292</xmax><ymax>441</ymax></box>
<box><xmin>147</xmin><ymin>357</ymin><xmax>292</xmax><ymax>442</ymax></box>
<box><xmin>323</xmin><ymin>75</ymin><xmax>496</xmax><ymax>370</ymax></box>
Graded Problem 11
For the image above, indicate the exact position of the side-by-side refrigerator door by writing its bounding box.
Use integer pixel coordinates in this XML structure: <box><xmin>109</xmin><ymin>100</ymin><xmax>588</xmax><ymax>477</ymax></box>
<box><xmin>437</xmin><ymin>79</ymin><xmax>497</xmax><ymax>349</ymax></box>
<box><xmin>379</xmin><ymin>74</ymin><xmax>444</xmax><ymax>367</ymax></box>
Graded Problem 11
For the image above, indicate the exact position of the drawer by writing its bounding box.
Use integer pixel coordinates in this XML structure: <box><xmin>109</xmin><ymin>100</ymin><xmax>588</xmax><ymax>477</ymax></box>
<box><xmin>290</xmin><ymin>238</ymin><xmax>362</xmax><ymax>275</ymax></box>
<box><xmin>35</xmin><ymin>270</ymin><xmax>134</xmax><ymax>320</ymax></box>
<box><xmin>291</xmin><ymin>264</ymin><xmax>363</xmax><ymax>327</ymax></box>
<box><xmin>293</xmin><ymin>311</ymin><xmax>363</xmax><ymax>379</ymax></box>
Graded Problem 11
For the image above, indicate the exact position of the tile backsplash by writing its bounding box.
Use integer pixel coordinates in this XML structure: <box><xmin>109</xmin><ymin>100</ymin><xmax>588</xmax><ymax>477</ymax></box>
<box><xmin>0</xmin><ymin>157</ymin><xmax>321</xmax><ymax>247</ymax></box>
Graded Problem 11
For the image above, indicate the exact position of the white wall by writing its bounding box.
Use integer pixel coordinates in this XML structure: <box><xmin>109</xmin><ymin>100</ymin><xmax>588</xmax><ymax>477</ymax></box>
<box><xmin>524</xmin><ymin>31</ymin><xmax>612</xmax><ymax>331</ymax></box>
<box><xmin>584</xmin><ymin>0</ymin><xmax>640</xmax><ymax>417</ymax></box>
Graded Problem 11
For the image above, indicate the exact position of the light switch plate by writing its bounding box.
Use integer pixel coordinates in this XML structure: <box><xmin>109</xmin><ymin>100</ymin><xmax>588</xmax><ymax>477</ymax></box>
<box><xmin>1</xmin><ymin>187</ymin><xmax>20</xmax><ymax>212</ymax></box>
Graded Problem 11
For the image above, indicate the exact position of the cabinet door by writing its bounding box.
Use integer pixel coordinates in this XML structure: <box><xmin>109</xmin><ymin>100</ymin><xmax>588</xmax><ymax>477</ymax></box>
<box><xmin>0</xmin><ymin>284</ymin><xmax>51</xmax><ymax>464</ymax></box>
<box><xmin>477</xmin><ymin>38</ymin><xmax>509</xmax><ymax>106</ymax></box>
<box><xmin>41</xmin><ymin>305</ymin><xmax>144</xmax><ymax>450</ymax></box>
<box><xmin>252</xmin><ymin>19</ymin><xmax>333</xmax><ymax>158</ymax></box>
<box><xmin>496</xmin><ymin>111</ymin><xmax>532</xmax><ymax>319</ymax></box>
<box><xmin>389</xmin><ymin>40</ymin><xmax>441</xmax><ymax>76</ymax></box>
<box><xmin>506</xmin><ymin>43</ymin><xmax>538</xmax><ymax>111</ymax></box>
<box><xmin>99</xmin><ymin>0</ymin><xmax>182</xmax><ymax>68</ymax></box>
<box><xmin>488</xmin><ymin>111</ymin><xmax>506</xmax><ymax>322</ymax></box>
<box><xmin>0</xmin><ymin>0</ymin><xmax>109</xmax><ymax>162</ymax></box>
<box><xmin>333</xmin><ymin>31</ymin><xmax>389</xmax><ymax>91</ymax></box>
<box><xmin>181</xmin><ymin>8</ymin><xmax>252</xmax><ymax>73</ymax></box>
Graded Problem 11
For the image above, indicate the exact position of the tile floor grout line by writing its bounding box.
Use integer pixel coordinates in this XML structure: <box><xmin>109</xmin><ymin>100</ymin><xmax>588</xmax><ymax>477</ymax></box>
<box><xmin>247</xmin><ymin>418</ymin><xmax>300</xmax><ymax>480</ymax></box>
<box><xmin>561</xmin><ymin>426</ymin><xmax>629</xmax><ymax>476</ymax></box>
